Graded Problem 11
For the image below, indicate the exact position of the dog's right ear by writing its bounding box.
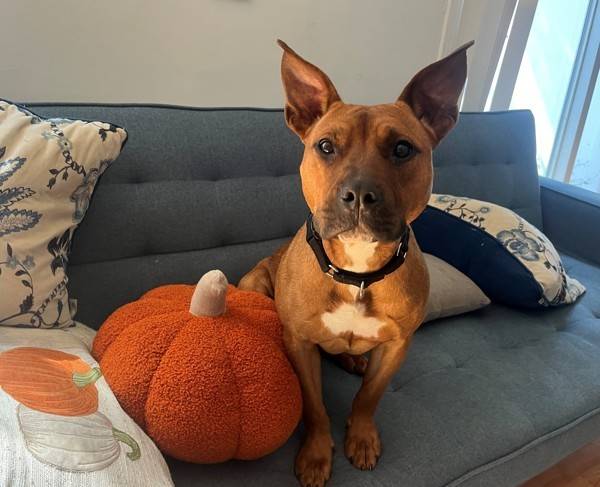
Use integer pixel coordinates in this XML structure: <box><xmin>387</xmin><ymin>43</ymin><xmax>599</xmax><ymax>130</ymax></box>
<box><xmin>277</xmin><ymin>40</ymin><xmax>341</xmax><ymax>139</ymax></box>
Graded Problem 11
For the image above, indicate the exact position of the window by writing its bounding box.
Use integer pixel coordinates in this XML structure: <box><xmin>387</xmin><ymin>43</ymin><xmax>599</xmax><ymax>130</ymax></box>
<box><xmin>488</xmin><ymin>0</ymin><xmax>600</xmax><ymax>192</ymax></box>
<box><xmin>510</xmin><ymin>0</ymin><xmax>589</xmax><ymax>174</ymax></box>
<box><xmin>570</xmin><ymin>68</ymin><xmax>600</xmax><ymax>191</ymax></box>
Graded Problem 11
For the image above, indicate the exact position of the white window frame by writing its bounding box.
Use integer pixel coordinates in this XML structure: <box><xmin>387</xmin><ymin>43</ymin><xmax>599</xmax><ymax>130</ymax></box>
<box><xmin>487</xmin><ymin>0</ymin><xmax>537</xmax><ymax>111</ymax></box>
<box><xmin>488</xmin><ymin>0</ymin><xmax>600</xmax><ymax>183</ymax></box>
<box><xmin>546</xmin><ymin>0</ymin><xmax>600</xmax><ymax>182</ymax></box>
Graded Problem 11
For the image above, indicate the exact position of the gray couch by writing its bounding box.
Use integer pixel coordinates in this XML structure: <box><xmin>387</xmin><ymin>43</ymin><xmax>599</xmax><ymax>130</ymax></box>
<box><xmin>27</xmin><ymin>103</ymin><xmax>600</xmax><ymax>487</ymax></box>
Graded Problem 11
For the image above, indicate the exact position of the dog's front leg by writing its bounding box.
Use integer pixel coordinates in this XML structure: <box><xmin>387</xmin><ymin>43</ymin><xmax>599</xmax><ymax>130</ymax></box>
<box><xmin>285</xmin><ymin>333</ymin><xmax>334</xmax><ymax>487</ymax></box>
<box><xmin>345</xmin><ymin>337</ymin><xmax>411</xmax><ymax>470</ymax></box>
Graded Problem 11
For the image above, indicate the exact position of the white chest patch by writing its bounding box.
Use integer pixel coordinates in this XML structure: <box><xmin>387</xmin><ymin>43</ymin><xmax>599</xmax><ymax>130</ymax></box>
<box><xmin>340</xmin><ymin>239</ymin><xmax>378</xmax><ymax>272</ymax></box>
<box><xmin>321</xmin><ymin>302</ymin><xmax>385</xmax><ymax>339</ymax></box>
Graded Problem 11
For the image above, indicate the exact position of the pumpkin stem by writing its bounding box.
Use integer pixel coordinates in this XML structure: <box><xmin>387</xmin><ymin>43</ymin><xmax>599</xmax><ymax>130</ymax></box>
<box><xmin>112</xmin><ymin>427</ymin><xmax>141</xmax><ymax>461</ymax></box>
<box><xmin>189</xmin><ymin>269</ymin><xmax>228</xmax><ymax>317</ymax></box>
<box><xmin>72</xmin><ymin>367</ymin><xmax>102</xmax><ymax>388</ymax></box>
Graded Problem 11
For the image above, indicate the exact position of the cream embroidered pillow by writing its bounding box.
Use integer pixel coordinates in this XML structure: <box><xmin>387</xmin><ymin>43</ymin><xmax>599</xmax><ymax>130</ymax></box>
<box><xmin>0</xmin><ymin>100</ymin><xmax>127</xmax><ymax>328</ymax></box>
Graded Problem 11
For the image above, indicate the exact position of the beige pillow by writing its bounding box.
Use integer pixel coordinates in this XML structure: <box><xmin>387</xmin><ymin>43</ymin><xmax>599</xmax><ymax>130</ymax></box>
<box><xmin>0</xmin><ymin>100</ymin><xmax>127</xmax><ymax>328</ymax></box>
<box><xmin>424</xmin><ymin>253</ymin><xmax>490</xmax><ymax>322</ymax></box>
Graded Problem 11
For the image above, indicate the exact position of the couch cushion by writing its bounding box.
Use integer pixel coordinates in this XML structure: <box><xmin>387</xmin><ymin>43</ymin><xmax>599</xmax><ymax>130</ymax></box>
<box><xmin>166</xmin><ymin>253</ymin><xmax>600</xmax><ymax>487</ymax></box>
<box><xmin>23</xmin><ymin>104</ymin><xmax>541</xmax><ymax>329</ymax></box>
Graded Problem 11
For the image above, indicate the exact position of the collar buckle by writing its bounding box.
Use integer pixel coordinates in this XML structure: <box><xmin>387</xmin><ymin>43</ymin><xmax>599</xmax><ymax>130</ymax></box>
<box><xmin>325</xmin><ymin>264</ymin><xmax>339</xmax><ymax>279</ymax></box>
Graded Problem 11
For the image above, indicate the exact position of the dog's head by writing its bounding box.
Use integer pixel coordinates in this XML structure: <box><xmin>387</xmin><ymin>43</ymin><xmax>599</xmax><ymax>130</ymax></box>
<box><xmin>278</xmin><ymin>40</ymin><xmax>472</xmax><ymax>243</ymax></box>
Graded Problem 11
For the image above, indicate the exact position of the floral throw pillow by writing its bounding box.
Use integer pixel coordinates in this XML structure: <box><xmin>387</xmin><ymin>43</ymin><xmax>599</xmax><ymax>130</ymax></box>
<box><xmin>0</xmin><ymin>100</ymin><xmax>127</xmax><ymax>328</ymax></box>
<box><xmin>411</xmin><ymin>194</ymin><xmax>585</xmax><ymax>308</ymax></box>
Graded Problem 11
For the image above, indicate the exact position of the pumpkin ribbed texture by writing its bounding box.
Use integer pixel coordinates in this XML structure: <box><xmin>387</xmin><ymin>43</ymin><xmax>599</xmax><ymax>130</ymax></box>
<box><xmin>92</xmin><ymin>284</ymin><xmax>302</xmax><ymax>463</ymax></box>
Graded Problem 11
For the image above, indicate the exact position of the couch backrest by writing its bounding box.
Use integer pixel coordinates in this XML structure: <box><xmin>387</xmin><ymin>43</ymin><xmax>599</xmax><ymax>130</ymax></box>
<box><xmin>27</xmin><ymin>104</ymin><xmax>540</xmax><ymax>328</ymax></box>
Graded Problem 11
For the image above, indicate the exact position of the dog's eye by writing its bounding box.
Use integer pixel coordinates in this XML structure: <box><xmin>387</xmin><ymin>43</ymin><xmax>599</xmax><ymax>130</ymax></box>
<box><xmin>393</xmin><ymin>140</ymin><xmax>414</xmax><ymax>161</ymax></box>
<box><xmin>317</xmin><ymin>138</ymin><xmax>334</xmax><ymax>155</ymax></box>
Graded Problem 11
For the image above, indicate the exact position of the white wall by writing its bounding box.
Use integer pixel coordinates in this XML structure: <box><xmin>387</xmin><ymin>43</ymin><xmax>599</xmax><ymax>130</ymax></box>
<box><xmin>3</xmin><ymin>0</ymin><xmax>509</xmax><ymax>109</ymax></box>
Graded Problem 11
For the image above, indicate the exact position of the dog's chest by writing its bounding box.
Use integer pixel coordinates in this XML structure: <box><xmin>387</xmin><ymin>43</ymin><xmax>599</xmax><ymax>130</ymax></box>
<box><xmin>320</xmin><ymin>239</ymin><xmax>387</xmax><ymax>340</ymax></box>
<box><xmin>320</xmin><ymin>301</ymin><xmax>385</xmax><ymax>339</ymax></box>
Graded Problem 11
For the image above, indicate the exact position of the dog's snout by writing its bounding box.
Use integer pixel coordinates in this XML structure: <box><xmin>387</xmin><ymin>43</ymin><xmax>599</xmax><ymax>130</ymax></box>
<box><xmin>339</xmin><ymin>180</ymin><xmax>382</xmax><ymax>210</ymax></box>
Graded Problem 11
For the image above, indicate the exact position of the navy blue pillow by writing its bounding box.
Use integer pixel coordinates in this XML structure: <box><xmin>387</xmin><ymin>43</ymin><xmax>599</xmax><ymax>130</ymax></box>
<box><xmin>412</xmin><ymin>207</ymin><xmax>542</xmax><ymax>307</ymax></box>
<box><xmin>411</xmin><ymin>196</ymin><xmax>585</xmax><ymax>308</ymax></box>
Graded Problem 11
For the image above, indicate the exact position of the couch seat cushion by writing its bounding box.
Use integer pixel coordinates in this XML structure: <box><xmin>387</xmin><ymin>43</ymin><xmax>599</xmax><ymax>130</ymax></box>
<box><xmin>166</xmin><ymin>253</ymin><xmax>600</xmax><ymax>487</ymax></box>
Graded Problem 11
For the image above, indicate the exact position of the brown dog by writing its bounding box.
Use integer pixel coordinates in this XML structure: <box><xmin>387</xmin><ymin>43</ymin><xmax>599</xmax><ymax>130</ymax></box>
<box><xmin>239</xmin><ymin>40</ymin><xmax>472</xmax><ymax>487</ymax></box>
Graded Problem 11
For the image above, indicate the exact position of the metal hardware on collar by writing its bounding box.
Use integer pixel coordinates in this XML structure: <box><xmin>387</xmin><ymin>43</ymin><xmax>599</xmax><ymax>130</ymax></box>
<box><xmin>305</xmin><ymin>213</ymin><xmax>410</xmax><ymax>292</ymax></box>
<box><xmin>396</xmin><ymin>239</ymin><xmax>405</xmax><ymax>257</ymax></box>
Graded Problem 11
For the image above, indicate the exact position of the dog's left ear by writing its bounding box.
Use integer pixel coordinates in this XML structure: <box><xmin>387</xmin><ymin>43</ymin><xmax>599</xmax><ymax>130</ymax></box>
<box><xmin>398</xmin><ymin>41</ymin><xmax>474</xmax><ymax>145</ymax></box>
<box><xmin>277</xmin><ymin>39</ymin><xmax>341</xmax><ymax>139</ymax></box>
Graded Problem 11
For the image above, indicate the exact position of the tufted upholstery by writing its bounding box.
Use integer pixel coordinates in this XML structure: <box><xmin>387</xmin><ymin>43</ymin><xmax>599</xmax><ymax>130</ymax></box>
<box><xmin>23</xmin><ymin>103</ymin><xmax>599</xmax><ymax>486</ymax></box>
<box><xmin>27</xmin><ymin>104</ymin><xmax>541</xmax><ymax>328</ymax></box>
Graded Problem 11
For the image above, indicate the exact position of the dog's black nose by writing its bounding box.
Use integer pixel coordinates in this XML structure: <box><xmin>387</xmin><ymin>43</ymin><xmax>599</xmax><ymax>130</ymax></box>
<box><xmin>339</xmin><ymin>180</ymin><xmax>382</xmax><ymax>210</ymax></box>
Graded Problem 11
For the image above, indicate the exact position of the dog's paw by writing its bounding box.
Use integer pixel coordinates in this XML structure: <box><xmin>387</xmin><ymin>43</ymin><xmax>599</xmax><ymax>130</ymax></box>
<box><xmin>345</xmin><ymin>417</ymin><xmax>381</xmax><ymax>471</ymax></box>
<box><xmin>335</xmin><ymin>353</ymin><xmax>368</xmax><ymax>375</ymax></box>
<box><xmin>295</xmin><ymin>433</ymin><xmax>333</xmax><ymax>487</ymax></box>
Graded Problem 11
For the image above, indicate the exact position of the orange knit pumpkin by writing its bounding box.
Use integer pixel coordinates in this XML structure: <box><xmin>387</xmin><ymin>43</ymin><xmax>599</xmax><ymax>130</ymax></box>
<box><xmin>0</xmin><ymin>347</ymin><xmax>101</xmax><ymax>416</ymax></box>
<box><xmin>92</xmin><ymin>270</ymin><xmax>302</xmax><ymax>463</ymax></box>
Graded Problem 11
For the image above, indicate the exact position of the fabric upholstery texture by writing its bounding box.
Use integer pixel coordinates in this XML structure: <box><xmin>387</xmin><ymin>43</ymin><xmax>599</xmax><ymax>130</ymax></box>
<box><xmin>22</xmin><ymin>103</ymin><xmax>599</xmax><ymax>487</ymax></box>
<box><xmin>25</xmin><ymin>104</ymin><xmax>541</xmax><ymax>329</ymax></box>
<box><xmin>540</xmin><ymin>176</ymin><xmax>600</xmax><ymax>267</ymax></box>
<box><xmin>165</xmin><ymin>254</ymin><xmax>600</xmax><ymax>487</ymax></box>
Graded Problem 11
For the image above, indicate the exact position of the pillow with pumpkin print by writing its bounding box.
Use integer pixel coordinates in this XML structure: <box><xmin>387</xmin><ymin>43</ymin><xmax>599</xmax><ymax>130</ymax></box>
<box><xmin>0</xmin><ymin>325</ymin><xmax>173</xmax><ymax>486</ymax></box>
<box><xmin>0</xmin><ymin>100</ymin><xmax>126</xmax><ymax>328</ymax></box>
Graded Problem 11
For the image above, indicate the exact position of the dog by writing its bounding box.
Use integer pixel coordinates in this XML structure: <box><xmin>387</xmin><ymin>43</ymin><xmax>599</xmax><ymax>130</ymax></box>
<box><xmin>239</xmin><ymin>39</ymin><xmax>472</xmax><ymax>487</ymax></box>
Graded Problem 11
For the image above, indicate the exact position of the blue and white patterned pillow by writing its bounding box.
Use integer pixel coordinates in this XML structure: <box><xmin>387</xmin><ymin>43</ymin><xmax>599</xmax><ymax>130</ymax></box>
<box><xmin>412</xmin><ymin>194</ymin><xmax>585</xmax><ymax>308</ymax></box>
<box><xmin>0</xmin><ymin>100</ymin><xmax>127</xmax><ymax>328</ymax></box>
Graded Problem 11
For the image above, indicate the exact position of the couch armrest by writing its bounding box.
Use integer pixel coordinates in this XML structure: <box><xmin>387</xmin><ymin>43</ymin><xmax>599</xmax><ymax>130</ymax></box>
<box><xmin>540</xmin><ymin>176</ymin><xmax>600</xmax><ymax>265</ymax></box>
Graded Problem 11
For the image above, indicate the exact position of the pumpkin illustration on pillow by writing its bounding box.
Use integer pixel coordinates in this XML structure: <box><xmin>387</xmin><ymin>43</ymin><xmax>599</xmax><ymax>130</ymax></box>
<box><xmin>18</xmin><ymin>405</ymin><xmax>140</xmax><ymax>471</ymax></box>
<box><xmin>0</xmin><ymin>346</ymin><xmax>141</xmax><ymax>471</ymax></box>
<box><xmin>0</xmin><ymin>347</ymin><xmax>102</xmax><ymax>415</ymax></box>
